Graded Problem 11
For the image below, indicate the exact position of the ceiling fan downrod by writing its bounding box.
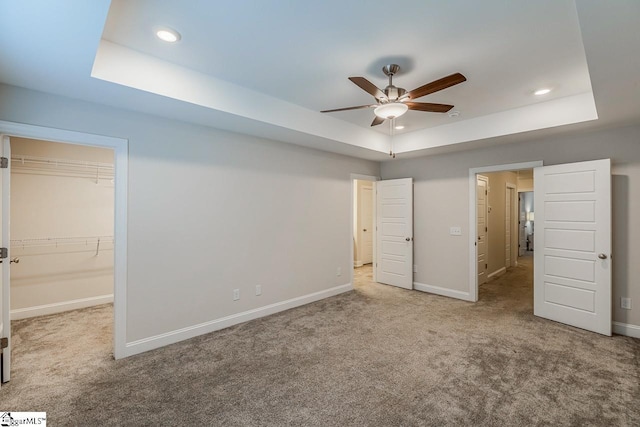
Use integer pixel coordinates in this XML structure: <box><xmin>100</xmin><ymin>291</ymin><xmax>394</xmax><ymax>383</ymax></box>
<box><xmin>382</xmin><ymin>64</ymin><xmax>406</xmax><ymax>101</ymax></box>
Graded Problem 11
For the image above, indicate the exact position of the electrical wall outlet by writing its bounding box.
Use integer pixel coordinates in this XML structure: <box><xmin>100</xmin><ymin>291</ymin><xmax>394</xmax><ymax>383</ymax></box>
<box><xmin>336</xmin><ymin>266</ymin><xmax>342</xmax><ymax>277</ymax></box>
<box><xmin>450</xmin><ymin>226</ymin><xmax>462</xmax><ymax>236</ymax></box>
<box><xmin>621</xmin><ymin>297</ymin><xmax>632</xmax><ymax>310</ymax></box>
<box><xmin>255</xmin><ymin>285</ymin><xmax>262</xmax><ymax>296</ymax></box>
<box><xmin>233</xmin><ymin>289</ymin><xmax>240</xmax><ymax>301</ymax></box>
<box><xmin>413</xmin><ymin>265</ymin><xmax>418</xmax><ymax>273</ymax></box>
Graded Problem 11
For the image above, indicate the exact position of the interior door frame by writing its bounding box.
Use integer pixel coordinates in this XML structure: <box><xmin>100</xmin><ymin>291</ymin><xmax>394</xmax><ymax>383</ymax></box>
<box><xmin>350</xmin><ymin>174</ymin><xmax>379</xmax><ymax>287</ymax></box>
<box><xmin>468</xmin><ymin>161</ymin><xmax>542</xmax><ymax>301</ymax></box>
<box><xmin>1</xmin><ymin>136</ymin><xmax>10</xmax><ymax>383</ymax></box>
<box><xmin>0</xmin><ymin>121</ymin><xmax>128</xmax><ymax>360</ymax></box>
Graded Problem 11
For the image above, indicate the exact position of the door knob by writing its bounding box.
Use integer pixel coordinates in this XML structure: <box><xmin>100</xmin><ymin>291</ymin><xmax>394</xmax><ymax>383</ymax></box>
<box><xmin>598</xmin><ymin>253</ymin><xmax>607</xmax><ymax>260</ymax></box>
<box><xmin>406</xmin><ymin>237</ymin><xmax>411</xmax><ymax>241</ymax></box>
<box><xmin>363</xmin><ymin>229</ymin><xmax>367</xmax><ymax>232</ymax></box>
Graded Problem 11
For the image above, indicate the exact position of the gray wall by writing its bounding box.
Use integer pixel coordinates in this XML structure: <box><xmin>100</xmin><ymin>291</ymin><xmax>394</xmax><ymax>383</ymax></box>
<box><xmin>381</xmin><ymin>124</ymin><xmax>640</xmax><ymax>327</ymax></box>
<box><xmin>2</xmin><ymin>81</ymin><xmax>638</xmax><ymax>344</ymax></box>
<box><xmin>0</xmin><ymin>84</ymin><xmax>379</xmax><ymax>343</ymax></box>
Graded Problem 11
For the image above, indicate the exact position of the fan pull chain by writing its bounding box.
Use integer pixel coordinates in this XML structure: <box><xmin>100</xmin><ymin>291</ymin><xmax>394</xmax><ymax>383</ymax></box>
<box><xmin>390</xmin><ymin>118</ymin><xmax>396</xmax><ymax>158</ymax></box>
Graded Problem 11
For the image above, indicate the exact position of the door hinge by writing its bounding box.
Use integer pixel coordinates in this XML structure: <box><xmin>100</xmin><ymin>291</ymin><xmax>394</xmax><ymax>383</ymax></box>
<box><xmin>0</xmin><ymin>157</ymin><xmax>7</xmax><ymax>169</ymax></box>
<box><xmin>485</xmin><ymin>263</ymin><xmax>488</xmax><ymax>269</ymax></box>
<box><xmin>485</xmin><ymin>190</ymin><xmax>488</xmax><ymax>195</ymax></box>
<box><xmin>0</xmin><ymin>337</ymin><xmax>7</xmax><ymax>350</ymax></box>
<box><xmin>485</xmin><ymin>226</ymin><xmax>488</xmax><ymax>232</ymax></box>
<box><xmin>0</xmin><ymin>248</ymin><xmax>7</xmax><ymax>259</ymax></box>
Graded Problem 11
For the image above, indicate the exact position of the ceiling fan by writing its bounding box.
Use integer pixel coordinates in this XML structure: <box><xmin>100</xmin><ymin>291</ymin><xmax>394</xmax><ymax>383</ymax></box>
<box><xmin>321</xmin><ymin>64</ymin><xmax>467</xmax><ymax>127</ymax></box>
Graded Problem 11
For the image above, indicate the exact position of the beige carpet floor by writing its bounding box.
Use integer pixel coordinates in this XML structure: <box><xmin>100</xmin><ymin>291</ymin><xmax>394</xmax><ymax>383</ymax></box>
<box><xmin>2</xmin><ymin>256</ymin><xmax>639</xmax><ymax>426</ymax></box>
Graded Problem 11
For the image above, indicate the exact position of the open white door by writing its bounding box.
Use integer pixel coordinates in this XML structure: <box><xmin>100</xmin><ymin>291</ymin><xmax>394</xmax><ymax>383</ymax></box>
<box><xmin>1</xmin><ymin>135</ymin><xmax>11</xmax><ymax>383</ymax></box>
<box><xmin>476</xmin><ymin>175</ymin><xmax>488</xmax><ymax>285</ymax></box>
<box><xmin>376</xmin><ymin>178</ymin><xmax>413</xmax><ymax>289</ymax></box>
<box><xmin>534</xmin><ymin>159</ymin><xmax>611</xmax><ymax>335</ymax></box>
<box><xmin>360</xmin><ymin>184</ymin><xmax>374</xmax><ymax>264</ymax></box>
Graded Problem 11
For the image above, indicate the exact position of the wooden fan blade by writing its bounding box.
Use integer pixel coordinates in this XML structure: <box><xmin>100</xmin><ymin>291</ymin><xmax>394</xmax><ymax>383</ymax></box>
<box><xmin>321</xmin><ymin>104</ymin><xmax>376</xmax><ymax>113</ymax></box>
<box><xmin>406</xmin><ymin>102</ymin><xmax>454</xmax><ymax>113</ymax></box>
<box><xmin>407</xmin><ymin>73</ymin><xmax>467</xmax><ymax>100</ymax></box>
<box><xmin>371</xmin><ymin>116</ymin><xmax>385</xmax><ymax>126</ymax></box>
<box><xmin>349</xmin><ymin>77</ymin><xmax>387</xmax><ymax>101</ymax></box>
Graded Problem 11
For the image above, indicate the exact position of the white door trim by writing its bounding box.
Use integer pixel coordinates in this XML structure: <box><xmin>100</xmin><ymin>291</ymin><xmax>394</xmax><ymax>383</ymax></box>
<box><xmin>350</xmin><ymin>174</ymin><xmax>379</xmax><ymax>287</ymax></box>
<box><xmin>468</xmin><ymin>161</ymin><xmax>542</xmax><ymax>301</ymax></box>
<box><xmin>1</xmin><ymin>135</ymin><xmax>11</xmax><ymax>383</ymax></box>
<box><xmin>0</xmin><ymin>120</ymin><xmax>128</xmax><ymax>360</ymax></box>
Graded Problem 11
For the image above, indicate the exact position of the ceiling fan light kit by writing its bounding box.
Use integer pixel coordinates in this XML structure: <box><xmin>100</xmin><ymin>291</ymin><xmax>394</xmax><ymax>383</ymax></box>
<box><xmin>374</xmin><ymin>102</ymin><xmax>409</xmax><ymax>119</ymax></box>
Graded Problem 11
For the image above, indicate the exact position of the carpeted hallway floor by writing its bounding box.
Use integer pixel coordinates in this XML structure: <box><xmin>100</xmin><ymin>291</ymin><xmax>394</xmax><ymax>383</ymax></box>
<box><xmin>3</xmin><ymin>256</ymin><xmax>639</xmax><ymax>426</ymax></box>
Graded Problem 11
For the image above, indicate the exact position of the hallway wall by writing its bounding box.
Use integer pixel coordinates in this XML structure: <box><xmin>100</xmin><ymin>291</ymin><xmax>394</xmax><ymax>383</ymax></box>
<box><xmin>484</xmin><ymin>171</ymin><xmax>517</xmax><ymax>277</ymax></box>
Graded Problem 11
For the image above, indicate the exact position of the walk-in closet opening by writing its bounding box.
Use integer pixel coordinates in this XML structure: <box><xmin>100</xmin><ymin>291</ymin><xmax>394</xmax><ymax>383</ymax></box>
<box><xmin>9</xmin><ymin>137</ymin><xmax>115</xmax><ymax>366</ymax></box>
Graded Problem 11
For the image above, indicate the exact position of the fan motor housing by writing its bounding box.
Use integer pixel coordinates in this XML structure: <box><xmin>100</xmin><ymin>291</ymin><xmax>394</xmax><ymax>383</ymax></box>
<box><xmin>385</xmin><ymin>85</ymin><xmax>406</xmax><ymax>101</ymax></box>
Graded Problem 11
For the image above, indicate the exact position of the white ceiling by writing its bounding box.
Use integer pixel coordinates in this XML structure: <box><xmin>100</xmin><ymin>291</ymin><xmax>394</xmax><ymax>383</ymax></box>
<box><xmin>0</xmin><ymin>1</ymin><xmax>639</xmax><ymax>160</ymax></box>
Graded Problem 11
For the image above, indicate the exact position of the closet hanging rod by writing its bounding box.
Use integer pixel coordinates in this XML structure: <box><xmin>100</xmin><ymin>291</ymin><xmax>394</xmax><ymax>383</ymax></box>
<box><xmin>10</xmin><ymin>235</ymin><xmax>114</xmax><ymax>249</ymax></box>
<box><xmin>11</xmin><ymin>154</ymin><xmax>114</xmax><ymax>172</ymax></box>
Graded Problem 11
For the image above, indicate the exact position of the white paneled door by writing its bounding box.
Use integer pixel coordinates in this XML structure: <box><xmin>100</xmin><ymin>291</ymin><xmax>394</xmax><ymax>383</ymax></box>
<box><xmin>534</xmin><ymin>159</ymin><xmax>612</xmax><ymax>335</ymax></box>
<box><xmin>376</xmin><ymin>178</ymin><xmax>413</xmax><ymax>289</ymax></box>
<box><xmin>477</xmin><ymin>176</ymin><xmax>488</xmax><ymax>285</ymax></box>
<box><xmin>1</xmin><ymin>135</ymin><xmax>11</xmax><ymax>384</ymax></box>
<box><xmin>360</xmin><ymin>184</ymin><xmax>374</xmax><ymax>264</ymax></box>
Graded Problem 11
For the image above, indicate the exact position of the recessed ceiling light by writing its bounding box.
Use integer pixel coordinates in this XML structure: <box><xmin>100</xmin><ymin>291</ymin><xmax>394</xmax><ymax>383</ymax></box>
<box><xmin>156</xmin><ymin>28</ymin><xmax>181</xmax><ymax>43</ymax></box>
<box><xmin>448</xmin><ymin>110</ymin><xmax>460</xmax><ymax>118</ymax></box>
<box><xmin>534</xmin><ymin>88</ymin><xmax>551</xmax><ymax>96</ymax></box>
<box><xmin>394</xmin><ymin>125</ymin><xmax>405</xmax><ymax>130</ymax></box>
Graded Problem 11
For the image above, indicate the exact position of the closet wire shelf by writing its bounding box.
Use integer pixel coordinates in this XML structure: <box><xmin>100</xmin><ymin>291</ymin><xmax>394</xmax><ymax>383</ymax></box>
<box><xmin>11</xmin><ymin>154</ymin><xmax>114</xmax><ymax>182</ymax></box>
<box><xmin>10</xmin><ymin>236</ymin><xmax>114</xmax><ymax>260</ymax></box>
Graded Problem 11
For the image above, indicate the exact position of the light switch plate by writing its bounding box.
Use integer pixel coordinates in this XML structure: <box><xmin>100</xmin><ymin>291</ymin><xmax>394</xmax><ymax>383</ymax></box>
<box><xmin>450</xmin><ymin>226</ymin><xmax>462</xmax><ymax>236</ymax></box>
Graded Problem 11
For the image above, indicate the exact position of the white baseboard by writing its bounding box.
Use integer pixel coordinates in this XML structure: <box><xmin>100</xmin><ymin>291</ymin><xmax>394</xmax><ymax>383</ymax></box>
<box><xmin>11</xmin><ymin>294</ymin><xmax>114</xmax><ymax>320</ymax></box>
<box><xmin>124</xmin><ymin>283</ymin><xmax>354</xmax><ymax>358</ymax></box>
<box><xmin>488</xmin><ymin>267</ymin><xmax>507</xmax><ymax>280</ymax></box>
<box><xmin>613</xmin><ymin>321</ymin><xmax>640</xmax><ymax>339</ymax></box>
<box><xmin>414</xmin><ymin>282</ymin><xmax>473</xmax><ymax>302</ymax></box>
<box><xmin>353</xmin><ymin>260</ymin><xmax>363</xmax><ymax>268</ymax></box>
